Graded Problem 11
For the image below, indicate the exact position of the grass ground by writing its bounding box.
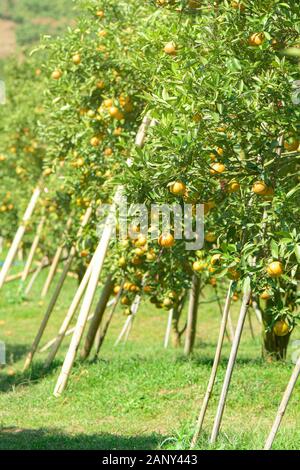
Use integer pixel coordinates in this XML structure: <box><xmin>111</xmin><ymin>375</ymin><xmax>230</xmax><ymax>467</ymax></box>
<box><xmin>0</xmin><ymin>260</ymin><xmax>299</xmax><ymax>450</ymax></box>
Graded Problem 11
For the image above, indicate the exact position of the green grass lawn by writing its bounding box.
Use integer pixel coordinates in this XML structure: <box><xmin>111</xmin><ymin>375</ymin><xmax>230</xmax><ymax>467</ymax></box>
<box><xmin>0</xmin><ymin>261</ymin><xmax>299</xmax><ymax>450</ymax></box>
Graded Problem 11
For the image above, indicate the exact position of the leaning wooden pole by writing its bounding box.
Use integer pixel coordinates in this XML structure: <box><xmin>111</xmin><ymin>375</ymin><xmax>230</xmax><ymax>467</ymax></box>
<box><xmin>80</xmin><ymin>274</ymin><xmax>114</xmax><ymax>360</ymax></box>
<box><xmin>164</xmin><ymin>309</ymin><xmax>174</xmax><ymax>349</ymax></box>
<box><xmin>40</xmin><ymin>245</ymin><xmax>64</xmax><ymax>299</ymax></box>
<box><xmin>210</xmin><ymin>280</ymin><xmax>252</xmax><ymax>444</ymax></box>
<box><xmin>24</xmin><ymin>257</ymin><xmax>49</xmax><ymax>295</ymax></box>
<box><xmin>184</xmin><ymin>275</ymin><xmax>201</xmax><ymax>356</ymax></box>
<box><xmin>264</xmin><ymin>353</ymin><xmax>300</xmax><ymax>450</ymax></box>
<box><xmin>21</xmin><ymin>215</ymin><xmax>45</xmax><ymax>282</ymax></box>
<box><xmin>190</xmin><ymin>282</ymin><xmax>233</xmax><ymax>448</ymax></box>
<box><xmin>53</xmin><ymin>188</ymin><xmax>121</xmax><ymax>396</ymax></box>
<box><xmin>23</xmin><ymin>252</ymin><xmax>74</xmax><ymax>371</ymax></box>
<box><xmin>0</xmin><ymin>185</ymin><xmax>41</xmax><ymax>289</ymax></box>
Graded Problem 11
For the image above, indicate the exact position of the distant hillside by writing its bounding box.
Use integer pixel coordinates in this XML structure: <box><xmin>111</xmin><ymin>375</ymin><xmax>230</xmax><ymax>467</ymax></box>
<box><xmin>0</xmin><ymin>0</ymin><xmax>75</xmax><ymax>54</ymax></box>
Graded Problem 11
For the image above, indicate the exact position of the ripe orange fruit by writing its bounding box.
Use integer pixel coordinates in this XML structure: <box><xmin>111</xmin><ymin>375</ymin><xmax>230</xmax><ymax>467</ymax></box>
<box><xmin>284</xmin><ymin>138</ymin><xmax>299</xmax><ymax>152</ymax></box>
<box><xmin>104</xmin><ymin>147</ymin><xmax>113</xmax><ymax>157</ymax></box>
<box><xmin>109</xmin><ymin>106</ymin><xmax>124</xmax><ymax>120</ymax></box>
<box><xmin>135</xmin><ymin>234</ymin><xmax>147</xmax><ymax>247</ymax></box>
<box><xmin>210</xmin><ymin>162</ymin><xmax>226</xmax><ymax>175</ymax></box>
<box><xmin>252</xmin><ymin>180</ymin><xmax>268</xmax><ymax>195</ymax></box>
<box><xmin>267</xmin><ymin>261</ymin><xmax>283</xmax><ymax>278</ymax></box>
<box><xmin>121</xmin><ymin>296</ymin><xmax>130</xmax><ymax>306</ymax></box>
<box><xmin>96</xmin><ymin>10</ymin><xmax>104</xmax><ymax>18</ymax></box>
<box><xmin>146</xmin><ymin>252</ymin><xmax>156</xmax><ymax>261</ymax></box>
<box><xmin>72</xmin><ymin>53</ymin><xmax>81</xmax><ymax>65</ymax></box>
<box><xmin>113</xmin><ymin>127</ymin><xmax>123</xmax><ymax>136</ymax></box>
<box><xmin>158</xmin><ymin>233</ymin><xmax>175</xmax><ymax>248</ymax></box>
<box><xmin>210</xmin><ymin>277</ymin><xmax>217</xmax><ymax>287</ymax></box>
<box><xmin>90</xmin><ymin>137</ymin><xmax>101</xmax><ymax>147</ymax></box>
<box><xmin>113</xmin><ymin>285</ymin><xmax>121</xmax><ymax>295</ymax></box>
<box><xmin>96</xmin><ymin>80</ymin><xmax>105</xmax><ymax>89</ymax></box>
<box><xmin>43</xmin><ymin>168</ymin><xmax>52</xmax><ymax>177</ymax></box>
<box><xmin>273</xmin><ymin>320</ymin><xmax>290</xmax><ymax>337</ymax></box>
<box><xmin>164</xmin><ymin>42</ymin><xmax>177</xmax><ymax>55</ymax></box>
<box><xmin>118</xmin><ymin>256</ymin><xmax>126</xmax><ymax>268</ymax></box>
<box><xmin>132</xmin><ymin>256</ymin><xmax>142</xmax><ymax>265</ymax></box>
<box><xmin>228</xmin><ymin>180</ymin><xmax>240</xmax><ymax>193</ymax></box>
<box><xmin>249</xmin><ymin>33</ymin><xmax>264</xmax><ymax>46</ymax></box>
<box><xmin>216</xmin><ymin>147</ymin><xmax>224</xmax><ymax>157</ymax></box>
<box><xmin>80</xmin><ymin>249</ymin><xmax>89</xmax><ymax>258</ymax></box>
<box><xmin>232</xmin><ymin>293</ymin><xmax>239</xmax><ymax>301</ymax></box>
<box><xmin>205</xmin><ymin>232</ymin><xmax>217</xmax><ymax>243</ymax></box>
<box><xmin>170</xmin><ymin>181</ymin><xmax>186</xmax><ymax>195</ymax></box>
<box><xmin>98</xmin><ymin>30</ymin><xmax>107</xmax><ymax>37</ymax></box>
<box><xmin>51</xmin><ymin>69</ymin><xmax>62</xmax><ymax>80</ymax></box>
<box><xmin>260</xmin><ymin>289</ymin><xmax>272</xmax><ymax>300</ymax></box>
<box><xmin>193</xmin><ymin>261</ymin><xmax>205</xmax><ymax>272</ymax></box>
<box><xmin>103</xmin><ymin>98</ymin><xmax>114</xmax><ymax>108</ymax></box>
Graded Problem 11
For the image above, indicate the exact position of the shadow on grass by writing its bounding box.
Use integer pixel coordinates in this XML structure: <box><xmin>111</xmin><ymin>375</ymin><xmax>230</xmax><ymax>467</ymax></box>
<box><xmin>175</xmin><ymin>354</ymin><xmax>264</xmax><ymax>367</ymax></box>
<box><xmin>0</xmin><ymin>427</ymin><xmax>165</xmax><ymax>450</ymax></box>
<box><xmin>0</xmin><ymin>360</ymin><xmax>61</xmax><ymax>393</ymax></box>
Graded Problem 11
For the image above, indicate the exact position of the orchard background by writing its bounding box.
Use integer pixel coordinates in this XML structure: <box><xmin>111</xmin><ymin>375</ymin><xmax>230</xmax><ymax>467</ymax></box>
<box><xmin>0</xmin><ymin>0</ymin><xmax>299</xmax><ymax>451</ymax></box>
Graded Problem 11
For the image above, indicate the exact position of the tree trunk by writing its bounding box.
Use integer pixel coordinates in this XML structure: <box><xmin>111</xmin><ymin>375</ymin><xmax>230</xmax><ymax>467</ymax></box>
<box><xmin>184</xmin><ymin>275</ymin><xmax>201</xmax><ymax>356</ymax></box>
<box><xmin>262</xmin><ymin>327</ymin><xmax>291</xmax><ymax>361</ymax></box>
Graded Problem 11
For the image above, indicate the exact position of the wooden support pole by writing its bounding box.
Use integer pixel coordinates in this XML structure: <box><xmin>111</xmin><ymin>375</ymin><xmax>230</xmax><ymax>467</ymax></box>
<box><xmin>164</xmin><ymin>309</ymin><xmax>174</xmax><ymax>349</ymax></box>
<box><xmin>184</xmin><ymin>275</ymin><xmax>201</xmax><ymax>356</ymax></box>
<box><xmin>114</xmin><ymin>294</ymin><xmax>141</xmax><ymax>346</ymax></box>
<box><xmin>53</xmin><ymin>189</ymin><xmax>121</xmax><ymax>396</ymax></box>
<box><xmin>210</xmin><ymin>280</ymin><xmax>252</xmax><ymax>444</ymax></box>
<box><xmin>0</xmin><ymin>186</ymin><xmax>41</xmax><ymax>289</ymax></box>
<box><xmin>190</xmin><ymin>282</ymin><xmax>233</xmax><ymax>448</ymax></box>
<box><xmin>264</xmin><ymin>354</ymin><xmax>300</xmax><ymax>450</ymax></box>
<box><xmin>23</xmin><ymin>252</ymin><xmax>75</xmax><ymax>371</ymax></box>
<box><xmin>24</xmin><ymin>208</ymin><xmax>92</xmax><ymax>370</ymax></box>
<box><xmin>40</xmin><ymin>299</ymin><xmax>115</xmax><ymax>353</ymax></box>
<box><xmin>40</xmin><ymin>245</ymin><xmax>64</xmax><ymax>299</ymax></box>
<box><xmin>21</xmin><ymin>216</ymin><xmax>45</xmax><ymax>282</ymax></box>
<box><xmin>24</xmin><ymin>257</ymin><xmax>49</xmax><ymax>295</ymax></box>
<box><xmin>80</xmin><ymin>274</ymin><xmax>114</xmax><ymax>360</ymax></box>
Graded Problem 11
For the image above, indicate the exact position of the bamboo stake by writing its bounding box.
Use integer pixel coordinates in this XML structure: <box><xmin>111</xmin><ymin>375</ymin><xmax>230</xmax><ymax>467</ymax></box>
<box><xmin>23</xmin><ymin>251</ymin><xmax>75</xmax><ymax>371</ymax></box>
<box><xmin>164</xmin><ymin>309</ymin><xmax>174</xmax><ymax>349</ymax></box>
<box><xmin>6</xmin><ymin>266</ymin><xmax>37</xmax><ymax>283</ymax></box>
<box><xmin>114</xmin><ymin>314</ymin><xmax>132</xmax><ymax>346</ymax></box>
<box><xmin>0</xmin><ymin>186</ymin><xmax>41</xmax><ymax>289</ymax></box>
<box><xmin>94</xmin><ymin>285</ymin><xmax>124</xmax><ymax>358</ymax></box>
<box><xmin>114</xmin><ymin>294</ymin><xmax>141</xmax><ymax>346</ymax></box>
<box><xmin>264</xmin><ymin>353</ymin><xmax>300</xmax><ymax>450</ymax></box>
<box><xmin>124</xmin><ymin>295</ymin><xmax>141</xmax><ymax>343</ymax></box>
<box><xmin>53</xmin><ymin>188</ymin><xmax>121</xmax><ymax>396</ymax></box>
<box><xmin>24</xmin><ymin>209</ymin><xmax>92</xmax><ymax>369</ymax></box>
<box><xmin>21</xmin><ymin>216</ymin><xmax>45</xmax><ymax>282</ymax></box>
<box><xmin>40</xmin><ymin>299</ymin><xmax>115</xmax><ymax>353</ymax></box>
<box><xmin>210</xmin><ymin>280</ymin><xmax>252</xmax><ymax>444</ymax></box>
<box><xmin>24</xmin><ymin>257</ymin><xmax>49</xmax><ymax>295</ymax></box>
<box><xmin>248</xmin><ymin>310</ymin><xmax>255</xmax><ymax>340</ymax></box>
<box><xmin>80</xmin><ymin>274</ymin><xmax>114</xmax><ymax>360</ymax></box>
<box><xmin>184</xmin><ymin>275</ymin><xmax>201</xmax><ymax>356</ymax></box>
<box><xmin>190</xmin><ymin>282</ymin><xmax>233</xmax><ymax>448</ymax></box>
<box><xmin>40</xmin><ymin>245</ymin><xmax>64</xmax><ymax>299</ymax></box>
